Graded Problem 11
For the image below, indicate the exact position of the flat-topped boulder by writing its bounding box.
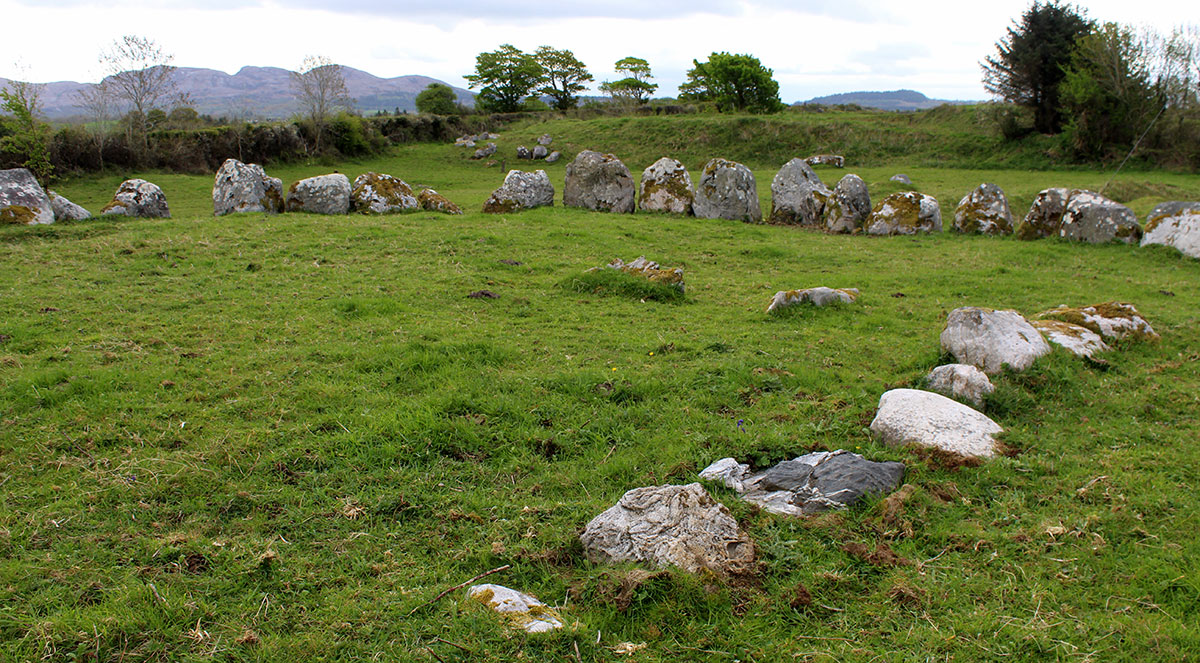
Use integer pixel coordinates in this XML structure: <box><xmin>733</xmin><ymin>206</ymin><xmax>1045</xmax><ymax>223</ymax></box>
<box><xmin>482</xmin><ymin>170</ymin><xmax>554</xmax><ymax>213</ymax></box>
<box><xmin>954</xmin><ymin>183</ymin><xmax>1013</xmax><ymax>235</ymax></box>
<box><xmin>693</xmin><ymin>158</ymin><xmax>761</xmax><ymax>223</ymax></box>
<box><xmin>47</xmin><ymin>191</ymin><xmax>91</xmax><ymax>221</ymax></box>
<box><xmin>1141</xmin><ymin>201</ymin><xmax>1200</xmax><ymax>259</ymax></box>
<box><xmin>597</xmin><ymin>256</ymin><xmax>684</xmax><ymax>292</ymax></box>
<box><xmin>212</xmin><ymin>159</ymin><xmax>283</xmax><ymax>216</ymax></box>
<box><xmin>418</xmin><ymin>188</ymin><xmax>462</xmax><ymax>214</ymax></box>
<box><xmin>102</xmin><ymin>179</ymin><xmax>170</xmax><ymax>218</ymax></box>
<box><xmin>537</xmin><ymin>133</ymin><xmax>552</xmax><ymax>146</ymax></box>
<box><xmin>805</xmin><ymin>154</ymin><xmax>844</xmax><ymax>168</ymax></box>
<box><xmin>563</xmin><ymin>150</ymin><xmax>635</xmax><ymax>213</ymax></box>
<box><xmin>822</xmin><ymin>173</ymin><xmax>870</xmax><ymax>233</ymax></box>
<box><xmin>1035</xmin><ymin>302</ymin><xmax>1158</xmax><ymax>342</ymax></box>
<box><xmin>638</xmin><ymin>157</ymin><xmax>693</xmax><ymax>215</ymax></box>
<box><xmin>0</xmin><ymin>168</ymin><xmax>54</xmax><ymax>225</ymax></box>
<box><xmin>940</xmin><ymin>307</ymin><xmax>1050</xmax><ymax>374</ymax></box>
<box><xmin>1030</xmin><ymin>320</ymin><xmax>1111</xmax><ymax>358</ymax></box>
<box><xmin>924</xmin><ymin>364</ymin><xmax>994</xmax><ymax>407</ymax></box>
<box><xmin>870</xmin><ymin>388</ymin><xmax>1004</xmax><ymax>459</ymax></box>
<box><xmin>766</xmin><ymin>287</ymin><xmax>858</xmax><ymax>313</ymax></box>
<box><xmin>285</xmin><ymin>173</ymin><xmax>351</xmax><ymax>215</ymax></box>
<box><xmin>1060</xmin><ymin>189</ymin><xmax>1140</xmax><ymax>244</ymax></box>
<box><xmin>350</xmin><ymin>172</ymin><xmax>419</xmax><ymax>214</ymax></box>
<box><xmin>866</xmin><ymin>192</ymin><xmax>941</xmax><ymax>235</ymax></box>
<box><xmin>467</xmin><ymin>584</ymin><xmax>564</xmax><ymax>634</ymax></box>
<box><xmin>769</xmin><ymin>158</ymin><xmax>830</xmax><ymax>226</ymax></box>
<box><xmin>1016</xmin><ymin>187</ymin><xmax>1069</xmax><ymax>240</ymax></box>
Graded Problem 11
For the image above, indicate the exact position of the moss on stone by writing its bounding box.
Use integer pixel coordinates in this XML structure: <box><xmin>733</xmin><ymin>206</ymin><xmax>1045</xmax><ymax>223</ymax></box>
<box><xmin>482</xmin><ymin>196</ymin><xmax>520</xmax><ymax>214</ymax></box>
<box><xmin>0</xmin><ymin>205</ymin><xmax>36</xmax><ymax>225</ymax></box>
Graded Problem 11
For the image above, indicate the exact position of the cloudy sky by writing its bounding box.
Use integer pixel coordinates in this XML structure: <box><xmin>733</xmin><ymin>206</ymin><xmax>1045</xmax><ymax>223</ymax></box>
<box><xmin>0</xmin><ymin>0</ymin><xmax>1190</xmax><ymax>102</ymax></box>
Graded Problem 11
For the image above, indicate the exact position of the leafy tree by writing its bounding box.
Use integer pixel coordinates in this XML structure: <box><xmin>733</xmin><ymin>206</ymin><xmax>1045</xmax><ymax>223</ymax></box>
<box><xmin>99</xmin><ymin>35</ymin><xmax>184</xmax><ymax>150</ymax></box>
<box><xmin>0</xmin><ymin>79</ymin><xmax>54</xmax><ymax>181</ymax></box>
<box><xmin>1060</xmin><ymin>23</ymin><xmax>1158</xmax><ymax>158</ymax></box>
<box><xmin>981</xmin><ymin>2</ymin><xmax>1093</xmax><ymax>134</ymax></box>
<box><xmin>678</xmin><ymin>52</ymin><xmax>783</xmax><ymax>113</ymax></box>
<box><xmin>465</xmin><ymin>45</ymin><xmax>544</xmax><ymax>113</ymax></box>
<box><xmin>599</xmin><ymin>57</ymin><xmax>657</xmax><ymax>104</ymax></box>
<box><xmin>534</xmin><ymin>46</ymin><xmax>592</xmax><ymax>111</ymax></box>
<box><xmin>415</xmin><ymin>83</ymin><xmax>459</xmax><ymax>115</ymax></box>
<box><xmin>291</xmin><ymin>55</ymin><xmax>353</xmax><ymax>153</ymax></box>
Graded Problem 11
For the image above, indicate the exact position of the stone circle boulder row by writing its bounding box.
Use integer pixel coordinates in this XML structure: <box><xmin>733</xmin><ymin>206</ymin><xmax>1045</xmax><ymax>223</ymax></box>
<box><xmin>638</xmin><ymin>157</ymin><xmax>693</xmax><ymax>215</ymax></box>
<box><xmin>102</xmin><ymin>179</ymin><xmax>171</xmax><ymax>218</ymax></box>
<box><xmin>1060</xmin><ymin>190</ymin><xmax>1140</xmax><ymax>244</ymax></box>
<box><xmin>285</xmin><ymin>173</ymin><xmax>351</xmax><ymax>215</ymax></box>
<box><xmin>532</xmin><ymin>144</ymin><xmax>548</xmax><ymax>160</ymax></box>
<box><xmin>417</xmin><ymin>188</ymin><xmax>462</xmax><ymax>214</ymax></box>
<box><xmin>1035</xmin><ymin>302</ymin><xmax>1158</xmax><ymax>342</ymax></box>
<box><xmin>0</xmin><ymin>168</ymin><xmax>54</xmax><ymax>225</ymax></box>
<box><xmin>769</xmin><ymin>158</ymin><xmax>831</xmax><ymax>226</ymax></box>
<box><xmin>482</xmin><ymin>170</ymin><xmax>554</xmax><ymax>213</ymax></box>
<box><xmin>537</xmin><ymin>134</ymin><xmax>552</xmax><ymax>146</ymax></box>
<box><xmin>580</xmin><ymin>483</ymin><xmax>756</xmax><ymax>576</ymax></box>
<box><xmin>1015</xmin><ymin>187</ymin><xmax>1069</xmax><ymax>240</ymax></box>
<box><xmin>766</xmin><ymin>287</ymin><xmax>858</xmax><ymax>313</ymax></box>
<box><xmin>350</xmin><ymin>172</ymin><xmax>419</xmax><ymax>214</ymax></box>
<box><xmin>1141</xmin><ymin>201</ymin><xmax>1200</xmax><ymax>259</ymax></box>
<box><xmin>212</xmin><ymin>158</ymin><xmax>284</xmax><ymax>216</ymax></box>
<box><xmin>471</xmin><ymin>143</ymin><xmax>497</xmax><ymax>160</ymax></box>
<box><xmin>563</xmin><ymin>150</ymin><xmax>635</xmax><ymax>213</ymax></box>
<box><xmin>545</xmin><ymin>151</ymin><xmax>561</xmax><ymax>164</ymax></box>
<box><xmin>870</xmin><ymin>389</ymin><xmax>1004</xmax><ymax>459</ymax></box>
<box><xmin>954</xmin><ymin>183</ymin><xmax>1013</xmax><ymax>235</ymax></box>
<box><xmin>924</xmin><ymin>364</ymin><xmax>994</xmax><ymax>407</ymax></box>
<box><xmin>516</xmin><ymin>145</ymin><xmax>531</xmax><ymax>159</ymax></box>
<box><xmin>866</xmin><ymin>192</ymin><xmax>941</xmax><ymax>235</ymax></box>
<box><xmin>693</xmin><ymin>158</ymin><xmax>761</xmax><ymax>223</ymax></box>
<box><xmin>805</xmin><ymin>154</ymin><xmax>844</xmax><ymax>167</ymax></box>
<box><xmin>822</xmin><ymin>173</ymin><xmax>870</xmax><ymax>233</ymax></box>
<box><xmin>47</xmin><ymin>191</ymin><xmax>91</xmax><ymax>221</ymax></box>
<box><xmin>940</xmin><ymin>307</ymin><xmax>1050</xmax><ymax>374</ymax></box>
<box><xmin>467</xmin><ymin>584</ymin><xmax>564</xmax><ymax>633</ymax></box>
<box><xmin>1029</xmin><ymin>320</ymin><xmax>1110</xmax><ymax>358</ymax></box>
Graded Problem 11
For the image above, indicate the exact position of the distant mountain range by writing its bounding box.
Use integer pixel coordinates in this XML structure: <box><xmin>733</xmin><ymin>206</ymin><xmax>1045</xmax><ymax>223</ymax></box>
<box><xmin>796</xmin><ymin>89</ymin><xmax>974</xmax><ymax>111</ymax></box>
<box><xmin>0</xmin><ymin>66</ymin><xmax>476</xmax><ymax>120</ymax></box>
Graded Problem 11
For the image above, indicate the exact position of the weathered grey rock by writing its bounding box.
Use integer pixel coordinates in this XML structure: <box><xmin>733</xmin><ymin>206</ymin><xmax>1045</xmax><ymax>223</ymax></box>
<box><xmin>417</xmin><ymin>188</ymin><xmax>462</xmax><ymax>214</ymax></box>
<box><xmin>0</xmin><ymin>168</ymin><xmax>54</xmax><ymax>225</ymax></box>
<box><xmin>467</xmin><ymin>584</ymin><xmax>564</xmax><ymax>633</ymax></box>
<box><xmin>350</xmin><ymin>172</ymin><xmax>419</xmax><ymax>214</ymax></box>
<box><xmin>870</xmin><ymin>389</ymin><xmax>1003</xmax><ymax>459</ymax></box>
<box><xmin>693</xmin><ymin>158</ymin><xmax>761</xmax><ymax>223</ymax></box>
<box><xmin>698</xmin><ymin>458</ymin><xmax>750</xmax><ymax>492</ymax></box>
<box><xmin>769</xmin><ymin>158</ymin><xmax>831</xmax><ymax>226</ymax></box>
<box><xmin>1030</xmin><ymin>320</ymin><xmax>1111</xmax><ymax>358</ymax></box>
<box><xmin>766</xmin><ymin>287</ymin><xmax>858</xmax><ymax>313</ymax></box>
<box><xmin>638</xmin><ymin>157</ymin><xmax>693</xmax><ymax>215</ymax></box>
<box><xmin>580</xmin><ymin>483</ymin><xmax>755</xmax><ymax>575</ymax></box>
<box><xmin>890</xmin><ymin>174</ymin><xmax>912</xmax><ymax>185</ymax></box>
<box><xmin>532</xmin><ymin>144</ymin><xmax>548</xmax><ymax>160</ymax></box>
<box><xmin>454</xmin><ymin>135</ymin><xmax>473</xmax><ymax>146</ymax></box>
<box><xmin>1016</xmin><ymin>187</ymin><xmax>1069</xmax><ymax>240</ymax></box>
<box><xmin>482</xmin><ymin>170</ymin><xmax>554</xmax><ymax>213</ymax></box>
<box><xmin>954</xmin><ymin>183</ymin><xmax>1013</xmax><ymax>235</ymax></box>
<box><xmin>940</xmin><ymin>307</ymin><xmax>1050</xmax><ymax>374</ymax></box>
<box><xmin>516</xmin><ymin>145</ymin><xmax>531</xmax><ymax>159</ymax></box>
<box><xmin>822</xmin><ymin>173</ymin><xmax>871</xmax><ymax>233</ymax></box>
<box><xmin>212</xmin><ymin>159</ymin><xmax>283</xmax><ymax>216</ymax></box>
<box><xmin>285</xmin><ymin>173</ymin><xmax>351</xmax><ymax>215</ymax></box>
<box><xmin>471</xmin><ymin>142</ymin><xmax>497</xmax><ymax>159</ymax></box>
<box><xmin>563</xmin><ymin>150</ymin><xmax>635</xmax><ymax>213</ymax></box>
<box><xmin>1035</xmin><ymin>302</ymin><xmax>1158</xmax><ymax>342</ymax></box>
<box><xmin>545</xmin><ymin>151</ymin><xmax>561</xmax><ymax>163</ymax></box>
<box><xmin>866</xmin><ymin>192</ymin><xmax>941</xmax><ymax>235</ymax></box>
<box><xmin>1141</xmin><ymin>202</ymin><xmax>1200</xmax><ymax>259</ymax></box>
<box><xmin>47</xmin><ymin>190</ymin><xmax>91</xmax><ymax>221</ymax></box>
<box><xmin>805</xmin><ymin>154</ymin><xmax>844</xmax><ymax>168</ymax></box>
<box><xmin>597</xmin><ymin>256</ymin><xmax>685</xmax><ymax>292</ymax></box>
<box><xmin>101</xmin><ymin>179</ymin><xmax>170</xmax><ymax>218</ymax></box>
<box><xmin>537</xmin><ymin>134</ymin><xmax>552</xmax><ymax>146</ymax></box>
<box><xmin>1060</xmin><ymin>190</ymin><xmax>1140</xmax><ymax>244</ymax></box>
<box><xmin>925</xmin><ymin>364</ymin><xmax>995</xmax><ymax>407</ymax></box>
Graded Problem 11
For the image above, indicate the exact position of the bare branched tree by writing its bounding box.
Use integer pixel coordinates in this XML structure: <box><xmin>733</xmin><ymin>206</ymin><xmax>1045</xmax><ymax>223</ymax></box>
<box><xmin>99</xmin><ymin>35</ymin><xmax>182</xmax><ymax>150</ymax></box>
<box><xmin>290</xmin><ymin>55</ymin><xmax>352</xmax><ymax>153</ymax></box>
<box><xmin>75</xmin><ymin>81</ymin><xmax>113</xmax><ymax>170</ymax></box>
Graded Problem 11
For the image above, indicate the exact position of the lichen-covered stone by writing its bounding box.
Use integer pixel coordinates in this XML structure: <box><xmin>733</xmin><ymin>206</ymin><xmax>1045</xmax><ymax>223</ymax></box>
<box><xmin>638</xmin><ymin>157</ymin><xmax>693</xmax><ymax>215</ymax></box>
<box><xmin>870</xmin><ymin>389</ymin><xmax>1004</xmax><ymax>459</ymax></box>
<box><xmin>890</xmin><ymin>174</ymin><xmax>912</xmax><ymax>185</ymax></box>
<box><xmin>47</xmin><ymin>190</ymin><xmax>91</xmax><ymax>221</ymax></box>
<box><xmin>417</xmin><ymin>188</ymin><xmax>462</xmax><ymax>214</ymax></box>
<box><xmin>769</xmin><ymin>158</ymin><xmax>831</xmax><ymax>226</ymax></box>
<box><xmin>805</xmin><ymin>154</ymin><xmax>844</xmax><ymax>168</ymax></box>
<box><xmin>924</xmin><ymin>364</ymin><xmax>994</xmax><ymax>407</ymax></box>
<box><xmin>597</xmin><ymin>256</ymin><xmax>684</xmax><ymax>292</ymax></box>
<box><xmin>822</xmin><ymin>173</ymin><xmax>870</xmax><ymax>233</ymax></box>
<box><xmin>212</xmin><ymin>159</ymin><xmax>283</xmax><ymax>216</ymax></box>
<box><xmin>1140</xmin><ymin>202</ymin><xmax>1200</xmax><ymax>259</ymax></box>
<box><xmin>701</xmin><ymin>451</ymin><xmax>905</xmax><ymax>516</ymax></box>
<box><xmin>516</xmin><ymin>145</ymin><xmax>531</xmax><ymax>160</ymax></box>
<box><xmin>471</xmin><ymin>142</ymin><xmax>497</xmax><ymax>160</ymax></box>
<box><xmin>285</xmin><ymin>174</ymin><xmax>351</xmax><ymax>215</ymax></box>
<box><xmin>1060</xmin><ymin>189</ymin><xmax>1140</xmax><ymax>244</ymax></box>
<box><xmin>537</xmin><ymin>134</ymin><xmax>552</xmax><ymax>146</ymax></box>
<box><xmin>467</xmin><ymin>584</ymin><xmax>564</xmax><ymax>634</ymax></box>
<box><xmin>954</xmin><ymin>183</ymin><xmax>1013</xmax><ymax>235</ymax></box>
<box><xmin>940</xmin><ymin>307</ymin><xmax>1050</xmax><ymax>374</ymax></box>
<box><xmin>1016</xmin><ymin>187</ymin><xmax>1069</xmax><ymax>240</ymax></box>
<box><xmin>482</xmin><ymin>170</ymin><xmax>554</xmax><ymax>213</ymax></box>
<box><xmin>866</xmin><ymin>192</ymin><xmax>941</xmax><ymax>235</ymax></box>
<box><xmin>350</xmin><ymin>172</ymin><xmax>418</xmax><ymax>214</ymax></box>
<box><xmin>1030</xmin><ymin>320</ymin><xmax>1111</xmax><ymax>358</ymax></box>
<box><xmin>1035</xmin><ymin>302</ymin><xmax>1158</xmax><ymax>342</ymax></box>
<box><xmin>0</xmin><ymin>168</ymin><xmax>54</xmax><ymax>225</ymax></box>
<box><xmin>102</xmin><ymin>179</ymin><xmax>170</xmax><ymax>218</ymax></box>
<box><xmin>532</xmin><ymin>144</ymin><xmax>548</xmax><ymax>160</ymax></box>
<box><xmin>563</xmin><ymin>150</ymin><xmax>635</xmax><ymax>213</ymax></box>
<box><xmin>693</xmin><ymin>158</ymin><xmax>761</xmax><ymax>223</ymax></box>
<box><xmin>766</xmin><ymin>287</ymin><xmax>858</xmax><ymax>313</ymax></box>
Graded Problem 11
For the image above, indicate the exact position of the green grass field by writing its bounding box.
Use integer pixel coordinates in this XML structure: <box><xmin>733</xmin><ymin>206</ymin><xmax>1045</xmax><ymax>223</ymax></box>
<box><xmin>3</xmin><ymin>115</ymin><xmax>1200</xmax><ymax>661</ymax></box>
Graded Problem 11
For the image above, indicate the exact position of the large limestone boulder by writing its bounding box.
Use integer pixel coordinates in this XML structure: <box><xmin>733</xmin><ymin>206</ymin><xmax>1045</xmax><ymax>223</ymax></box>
<box><xmin>870</xmin><ymin>389</ymin><xmax>1004</xmax><ymax>459</ymax></box>
<box><xmin>766</xmin><ymin>287</ymin><xmax>858</xmax><ymax>313</ymax></box>
<box><xmin>769</xmin><ymin>158</ymin><xmax>830</xmax><ymax>226</ymax></box>
<box><xmin>954</xmin><ymin>183</ymin><xmax>1013</xmax><ymax>235</ymax></box>
<box><xmin>0</xmin><ymin>168</ymin><xmax>54</xmax><ymax>225</ymax></box>
<box><xmin>47</xmin><ymin>191</ymin><xmax>91</xmax><ymax>221</ymax></box>
<box><xmin>638</xmin><ymin>157</ymin><xmax>693</xmax><ymax>215</ymax></box>
<box><xmin>285</xmin><ymin>174</ymin><xmax>351</xmax><ymax>215</ymax></box>
<box><xmin>1035</xmin><ymin>302</ymin><xmax>1158</xmax><ymax>342</ymax></box>
<box><xmin>1015</xmin><ymin>187</ymin><xmax>1069</xmax><ymax>240</ymax></box>
<box><xmin>418</xmin><ymin>188</ymin><xmax>462</xmax><ymax>214</ymax></box>
<box><xmin>212</xmin><ymin>158</ymin><xmax>283</xmax><ymax>216</ymax></box>
<box><xmin>563</xmin><ymin>150</ymin><xmax>635</xmax><ymax>213</ymax></box>
<box><xmin>822</xmin><ymin>173</ymin><xmax>871</xmax><ymax>233</ymax></box>
<box><xmin>482</xmin><ymin>170</ymin><xmax>554</xmax><ymax>213</ymax></box>
<box><xmin>101</xmin><ymin>179</ymin><xmax>170</xmax><ymax>218</ymax></box>
<box><xmin>924</xmin><ymin>364</ymin><xmax>994</xmax><ymax>407</ymax></box>
<box><xmin>693</xmin><ymin>158</ymin><xmax>761</xmax><ymax>223</ymax></box>
<box><xmin>1141</xmin><ymin>202</ymin><xmax>1200</xmax><ymax>259</ymax></box>
<box><xmin>1060</xmin><ymin>190</ymin><xmax>1140</xmax><ymax>244</ymax></box>
<box><xmin>866</xmin><ymin>192</ymin><xmax>941</xmax><ymax>235</ymax></box>
<box><xmin>467</xmin><ymin>584</ymin><xmax>564</xmax><ymax>634</ymax></box>
<box><xmin>940</xmin><ymin>307</ymin><xmax>1050</xmax><ymax>374</ymax></box>
<box><xmin>532</xmin><ymin>144</ymin><xmax>549</xmax><ymax>160</ymax></box>
<box><xmin>580</xmin><ymin>483</ymin><xmax>755</xmax><ymax>575</ymax></box>
<box><xmin>1030</xmin><ymin>320</ymin><xmax>1111</xmax><ymax>358</ymax></box>
<box><xmin>350</xmin><ymin>172</ymin><xmax>418</xmax><ymax>214</ymax></box>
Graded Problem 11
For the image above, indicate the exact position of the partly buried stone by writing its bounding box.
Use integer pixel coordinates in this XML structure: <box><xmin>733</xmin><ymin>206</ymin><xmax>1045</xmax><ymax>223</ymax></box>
<box><xmin>467</xmin><ymin>584</ymin><xmax>564</xmax><ymax>634</ymax></box>
<box><xmin>693</xmin><ymin>158</ymin><xmax>761</xmax><ymax>223</ymax></box>
<box><xmin>598</xmin><ymin>256</ymin><xmax>684</xmax><ymax>292</ymax></box>
<box><xmin>870</xmin><ymin>388</ymin><xmax>1004</xmax><ymax>459</ymax></box>
<box><xmin>516</xmin><ymin>145</ymin><xmax>532</xmax><ymax>159</ymax></box>
<box><xmin>0</xmin><ymin>168</ymin><xmax>54</xmax><ymax>225</ymax></box>
<box><xmin>805</xmin><ymin>154</ymin><xmax>844</xmax><ymax>168</ymax></box>
<box><xmin>638</xmin><ymin>157</ymin><xmax>693</xmax><ymax>215</ymax></box>
<box><xmin>471</xmin><ymin>142</ymin><xmax>497</xmax><ymax>159</ymax></box>
<box><xmin>417</xmin><ymin>188</ymin><xmax>462</xmax><ymax>214</ymax></box>
<box><xmin>1060</xmin><ymin>190</ymin><xmax>1140</xmax><ymax>244</ymax></box>
<box><xmin>563</xmin><ymin>150</ymin><xmax>635</xmax><ymax>213</ymax></box>
<box><xmin>866</xmin><ymin>192</ymin><xmax>941</xmax><ymax>235</ymax></box>
<box><xmin>1030</xmin><ymin>320</ymin><xmax>1111</xmax><ymax>358</ymax></box>
<box><xmin>823</xmin><ymin>173</ymin><xmax>871</xmax><ymax>233</ymax></box>
<box><xmin>350</xmin><ymin>172</ymin><xmax>418</xmax><ymax>214</ymax></box>
<box><xmin>890</xmin><ymin>173</ymin><xmax>912</xmax><ymax>185</ymax></box>
<box><xmin>954</xmin><ymin>182</ymin><xmax>1013</xmax><ymax>235</ymax></box>
<box><xmin>1035</xmin><ymin>302</ymin><xmax>1158</xmax><ymax>342</ymax></box>
<box><xmin>101</xmin><ymin>179</ymin><xmax>171</xmax><ymax>218</ymax></box>
<box><xmin>537</xmin><ymin>133</ymin><xmax>552</xmax><ymax>146</ymax></box>
<box><xmin>940</xmin><ymin>307</ymin><xmax>1050</xmax><ymax>374</ymax></box>
<box><xmin>47</xmin><ymin>190</ymin><xmax>92</xmax><ymax>221</ymax></box>
<box><xmin>212</xmin><ymin>158</ymin><xmax>283</xmax><ymax>216</ymax></box>
<box><xmin>769</xmin><ymin>158</ymin><xmax>831</xmax><ymax>226</ymax></box>
<box><xmin>285</xmin><ymin>173</ymin><xmax>351</xmax><ymax>215</ymax></box>
<box><xmin>545</xmin><ymin>151</ymin><xmax>562</xmax><ymax>164</ymax></box>
<box><xmin>1141</xmin><ymin>201</ymin><xmax>1200</xmax><ymax>259</ymax></box>
<box><xmin>766</xmin><ymin>287</ymin><xmax>858</xmax><ymax>313</ymax></box>
<box><xmin>580</xmin><ymin>483</ymin><xmax>756</xmax><ymax>576</ymax></box>
<box><xmin>532</xmin><ymin>144</ymin><xmax>548</xmax><ymax>160</ymax></box>
<box><xmin>1015</xmin><ymin>187</ymin><xmax>1069</xmax><ymax>240</ymax></box>
<box><xmin>482</xmin><ymin>170</ymin><xmax>554</xmax><ymax>213</ymax></box>
<box><xmin>924</xmin><ymin>364</ymin><xmax>994</xmax><ymax>407</ymax></box>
